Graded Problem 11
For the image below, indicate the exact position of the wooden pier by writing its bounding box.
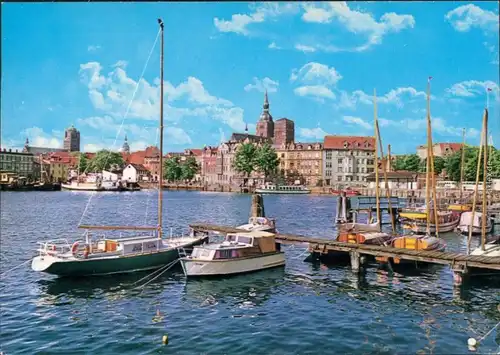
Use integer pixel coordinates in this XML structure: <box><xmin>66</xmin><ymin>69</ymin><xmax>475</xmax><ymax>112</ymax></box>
<box><xmin>189</xmin><ymin>223</ymin><xmax>500</xmax><ymax>285</ymax></box>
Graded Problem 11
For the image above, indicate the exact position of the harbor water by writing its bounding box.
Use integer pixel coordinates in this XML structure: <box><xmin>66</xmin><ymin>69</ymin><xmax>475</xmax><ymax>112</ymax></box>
<box><xmin>1</xmin><ymin>190</ymin><xmax>499</xmax><ymax>354</ymax></box>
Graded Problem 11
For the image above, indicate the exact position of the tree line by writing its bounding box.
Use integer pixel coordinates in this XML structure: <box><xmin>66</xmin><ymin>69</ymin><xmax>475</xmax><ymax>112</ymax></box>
<box><xmin>231</xmin><ymin>142</ymin><xmax>280</xmax><ymax>185</ymax></box>
<box><xmin>392</xmin><ymin>146</ymin><xmax>500</xmax><ymax>181</ymax></box>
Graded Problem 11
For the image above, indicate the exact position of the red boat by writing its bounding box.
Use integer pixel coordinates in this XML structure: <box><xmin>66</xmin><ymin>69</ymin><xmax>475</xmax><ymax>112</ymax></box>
<box><xmin>330</xmin><ymin>187</ymin><xmax>361</xmax><ymax>196</ymax></box>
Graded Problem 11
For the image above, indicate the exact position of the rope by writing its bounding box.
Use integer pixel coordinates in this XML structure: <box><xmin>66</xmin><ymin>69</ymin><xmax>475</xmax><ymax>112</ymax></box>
<box><xmin>477</xmin><ymin>321</ymin><xmax>500</xmax><ymax>343</ymax></box>
<box><xmin>131</xmin><ymin>259</ymin><xmax>179</xmax><ymax>291</ymax></box>
<box><xmin>0</xmin><ymin>259</ymin><xmax>31</xmax><ymax>277</ymax></box>
<box><xmin>78</xmin><ymin>27</ymin><xmax>162</xmax><ymax>227</ymax></box>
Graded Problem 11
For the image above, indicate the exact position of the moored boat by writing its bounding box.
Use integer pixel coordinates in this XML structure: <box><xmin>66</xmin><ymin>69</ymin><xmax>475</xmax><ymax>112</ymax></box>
<box><xmin>330</xmin><ymin>187</ymin><xmax>360</xmax><ymax>196</ymax></box>
<box><xmin>458</xmin><ymin>211</ymin><xmax>493</xmax><ymax>235</ymax></box>
<box><xmin>255</xmin><ymin>183</ymin><xmax>310</xmax><ymax>194</ymax></box>
<box><xmin>32</xmin><ymin>231</ymin><xmax>208</xmax><ymax>277</ymax></box>
<box><xmin>179</xmin><ymin>231</ymin><xmax>285</xmax><ymax>277</ymax></box>
<box><xmin>400</xmin><ymin>209</ymin><xmax>460</xmax><ymax>233</ymax></box>
<box><xmin>237</xmin><ymin>216</ymin><xmax>276</xmax><ymax>233</ymax></box>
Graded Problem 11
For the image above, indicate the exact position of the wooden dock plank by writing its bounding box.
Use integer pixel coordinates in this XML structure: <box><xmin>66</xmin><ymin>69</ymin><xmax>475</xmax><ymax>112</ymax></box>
<box><xmin>189</xmin><ymin>223</ymin><xmax>500</xmax><ymax>270</ymax></box>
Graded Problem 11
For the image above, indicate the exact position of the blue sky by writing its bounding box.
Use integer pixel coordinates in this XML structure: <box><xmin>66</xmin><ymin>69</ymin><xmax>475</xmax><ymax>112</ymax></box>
<box><xmin>1</xmin><ymin>2</ymin><xmax>499</xmax><ymax>154</ymax></box>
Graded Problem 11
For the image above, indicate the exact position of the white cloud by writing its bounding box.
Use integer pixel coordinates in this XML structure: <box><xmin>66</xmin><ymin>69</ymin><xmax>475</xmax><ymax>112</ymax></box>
<box><xmin>244</xmin><ymin>77</ymin><xmax>279</xmax><ymax>93</ymax></box>
<box><xmin>446</xmin><ymin>80</ymin><xmax>499</xmax><ymax>100</ymax></box>
<box><xmin>338</xmin><ymin>87</ymin><xmax>428</xmax><ymax>108</ymax></box>
<box><xmin>300</xmin><ymin>2</ymin><xmax>415</xmax><ymax>52</ymax></box>
<box><xmin>268</xmin><ymin>42</ymin><xmax>281</xmax><ymax>50</ymax></box>
<box><xmin>79</xmin><ymin>61</ymin><xmax>248</xmax><ymax>131</ymax></box>
<box><xmin>215</xmin><ymin>2</ymin><xmax>414</xmax><ymax>52</ymax></box>
<box><xmin>298</xmin><ymin>127</ymin><xmax>329</xmax><ymax>139</ymax></box>
<box><xmin>290</xmin><ymin>62</ymin><xmax>342</xmax><ymax>86</ymax></box>
<box><xmin>290</xmin><ymin>62</ymin><xmax>342</xmax><ymax>102</ymax></box>
<box><xmin>445</xmin><ymin>4</ymin><xmax>499</xmax><ymax>33</ymax></box>
<box><xmin>295</xmin><ymin>44</ymin><xmax>317</xmax><ymax>53</ymax></box>
<box><xmin>112</xmin><ymin>60</ymin><xmax>128</xmax><ymax>68</ymax></box>
<box><xmin>343</xmin><ymin>116</ymin><xmax>372</xmax><ymax>130</ymax></box>
<box><xmin>87</xmin><ymin>45</ymin><xmax>101</xmax><ymax>52</ymax></box>
<box><xmin>294</xmin><ymin>86</ymin><xmax>336</xmax><ymax>101</ymax></box>
<box><xmin>214</xmin><ymin>3</ymin><xmax>300</xmax><ymax>35</ymax></box>
<box><xmin>22</xmin><ymin>127</ymin><xmax>62</xmax><ymax>148</ymax></box>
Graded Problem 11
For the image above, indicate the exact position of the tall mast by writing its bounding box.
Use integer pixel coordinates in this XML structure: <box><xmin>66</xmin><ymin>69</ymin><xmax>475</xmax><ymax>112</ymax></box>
<box><xmin>459</xmin><ymin>128</ymin><xmax>466</xmax><ymax>200</ymax></box>
<box><xmin>158</xmin><ymin>18</ymin><xmax>164</xmax><ymax>239</ymax></box>
<box><xmin>425</xmin><ymin>79</ymin><xmax>432</xmax><ymax>236</ymax></box>
<box><xmin>373</xmin><ymin>89</ymin><xmax>381</xmax><ymax>231</ymax></box>
<box><xmin>426</xmin><ymin>78</ymin><xmax>440</xmax><ymax>237</ymax></box>
<box><xmin>481</xmin><ymin>109</ymin><xmax>488</xmax><ymax>251</ymax></box>
<box><xmin>375</xmin><ymin>119</ymin><xmax>396</xmax><ymax>233</ymax></box>
<box><xmin>467</xmin><ymin>111</ymin><xmax>485</xmax><ymax>255</ymax></box>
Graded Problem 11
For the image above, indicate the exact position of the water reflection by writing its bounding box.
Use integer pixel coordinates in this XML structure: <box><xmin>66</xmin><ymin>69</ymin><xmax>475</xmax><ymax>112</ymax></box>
<box><xmin>182</xmin><ymin>268</ymin><xmax>286</xmax><ymax>308</ymax></box>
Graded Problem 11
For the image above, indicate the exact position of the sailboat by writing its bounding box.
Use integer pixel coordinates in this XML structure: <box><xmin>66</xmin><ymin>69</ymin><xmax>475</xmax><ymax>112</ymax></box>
<box><xmin>469</xmin><ymin>109</ymin><xmax>500</xmax><ymax>257</ymax></box>
<box><xmin>399</xmin><ymin>78</ymin><xmax>460</xmax><ymax>234</ymax></box>
<box><xmin>31</xmin><ymin>19</ymin><xmax>208</xmax><ymax>277</ymax></box>
<box><xmin>336</xmin><ymin>89</ymin><xmax>392</xmax><ymax>245</ymax></box>
<box><xmin>391</xmin><ymin>78</ymin><xmax>446</xmax><ymax>253</ymax></box>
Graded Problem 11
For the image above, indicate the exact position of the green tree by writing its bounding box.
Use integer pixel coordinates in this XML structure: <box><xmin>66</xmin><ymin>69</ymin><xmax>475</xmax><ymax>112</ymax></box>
<box><xmin>255</xmin><ymin>143</ymin><xmax>280</xmax><ymax>182</ymax></box>
<box><xmin>180</xmin><ymin>156</ymin><xmax>199</xmax><ymax>181</ymax></box>
<box><xmin>233</xmin><ymin>143</ymin><xmax>257</xmax><ymax>186</ymax></box>
<box><xmin>393</xmin><ymin>156</ymin><xmax>407</xmax><ymax>171</ymax></box>
<box><xmin>72</xmin><ymin>152</ymin><xmax>88</xmax><ymax>172</ymax></box>
<box><xmin>403</xmin><ymin>154</ymin><xmax>421</xmax><ymax>172</ymax></box>
<box><xmin>87</xmin><ymin>150</ymin><xmax>124</xmax><ymax>172</ymax></box>
<box><xmin>418</xmin><ymin>156</ymin><xmax>446</xmax><ymax>175</ymax></box>
<box><xmin>164</xmin><ymin>157</ymin><xmax>182</xmax><ymax>182</ymax></box>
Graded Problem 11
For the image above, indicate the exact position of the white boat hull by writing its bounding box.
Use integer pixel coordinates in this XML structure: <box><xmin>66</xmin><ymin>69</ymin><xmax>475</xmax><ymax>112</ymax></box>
<box><xmin>61</xmin><ymin>183</ymin><xmax>102</xmax><ymax>191</ymax></box>
<box><xmin>458</xmin><ymin>224</ymin><xmax>493</xmax><ymax>235</ymax></box>
<box><xmin>254</xmin><ymin>189</ymin><xmax>310</xmax><ymax>194</ymax></box>
<box><xmin>180</xmin><ymin>252</ymin><xmax>285</xmax><ymax>277</ymax></box>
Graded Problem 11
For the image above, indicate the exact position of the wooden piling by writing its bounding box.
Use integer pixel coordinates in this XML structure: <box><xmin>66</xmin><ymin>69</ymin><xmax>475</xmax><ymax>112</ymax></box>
<box><xmin>251</xmin><ymin>193</ymin><xmax>265</xmax><ymax>218</ymax></box>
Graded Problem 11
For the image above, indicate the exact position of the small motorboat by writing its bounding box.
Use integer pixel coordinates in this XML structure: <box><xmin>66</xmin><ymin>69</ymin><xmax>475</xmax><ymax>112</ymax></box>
<box><xmin>457</xmin><ymin>211</ymin><xmax>493</xmax><ymax>235</ymax></box>
<box><xmin>330</xmin><ymin>187</ymin><xmax>360</xmax><ymax>196</ymax></box>
<box><xmin>237</xmin><ymin>216</ymin><xmax>276</xmax><ymax>233</ymax></box>
<box><xmin>179</xmin><ymin>231</ymin><xmax>285</xmax><ymax>277</ymax></box>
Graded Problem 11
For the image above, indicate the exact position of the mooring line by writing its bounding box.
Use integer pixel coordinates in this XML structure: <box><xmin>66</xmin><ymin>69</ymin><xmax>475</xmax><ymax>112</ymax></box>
<box><xmin>0</xmin><ymin>259</ymin><xmax>31</xmax><ymax>277</ymax></box>
<box><xmin>132</xmin><ymin>259</ymin><xmax>179</xmax><ymax>290</ymax></box>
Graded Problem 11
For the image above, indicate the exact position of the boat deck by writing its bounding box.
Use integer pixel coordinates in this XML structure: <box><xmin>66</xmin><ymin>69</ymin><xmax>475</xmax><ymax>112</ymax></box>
<box><xmin>189</xmin><ymin>223</ymin><xmax>500</xmax><ymax>271</ymax></box>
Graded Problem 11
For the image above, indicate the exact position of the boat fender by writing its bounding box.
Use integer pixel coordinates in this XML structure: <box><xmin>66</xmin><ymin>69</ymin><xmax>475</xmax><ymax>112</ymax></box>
<box><xmin>71</xmin><ymin>241</ymin><xmax>80</xmax><ymax>256</ymax></box>
<box><xmin>162</xmin><ymin>334</ymin><xmax>169</xmax><ymax>345</ymax></box>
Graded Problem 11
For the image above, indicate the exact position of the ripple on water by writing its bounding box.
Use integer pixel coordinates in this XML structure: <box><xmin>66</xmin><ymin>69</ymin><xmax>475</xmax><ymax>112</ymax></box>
<box><xmin>1</xmin><ymin>191</ymin><xmax>499</xmax><ymax>354</ymax></box>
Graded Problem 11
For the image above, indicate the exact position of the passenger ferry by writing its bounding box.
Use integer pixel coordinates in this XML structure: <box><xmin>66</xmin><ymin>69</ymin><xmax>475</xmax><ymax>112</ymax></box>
<box><xmin>255</xmin><ymin>183</ymin><xmax>311</xmax><ymax>194</ymax></box>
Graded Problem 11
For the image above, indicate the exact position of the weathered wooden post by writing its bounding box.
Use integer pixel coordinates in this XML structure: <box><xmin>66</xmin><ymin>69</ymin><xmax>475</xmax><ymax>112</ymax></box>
<box><xmin>251</xmin><ymin>193</ymin><xmax>265</xmax><ymax>218</ymax></box>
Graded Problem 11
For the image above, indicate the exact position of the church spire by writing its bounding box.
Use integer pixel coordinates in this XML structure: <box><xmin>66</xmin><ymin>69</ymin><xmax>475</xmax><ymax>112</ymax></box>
<box><xmin>259</xmin><ymin>90</ymin><xmax>272</xmax><ymax>122</ymax></box>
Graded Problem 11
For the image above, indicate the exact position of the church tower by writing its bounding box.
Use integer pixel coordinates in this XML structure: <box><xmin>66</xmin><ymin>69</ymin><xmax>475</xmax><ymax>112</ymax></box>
<box><xmin>121</xmin><ymin>135</ymin><xmax>130</xmax><ymax>153</ymax></box>
<box><xmin>256</xmin><ymin>90</ymin><xmax>274</xmax><ymax>139</ymax></box>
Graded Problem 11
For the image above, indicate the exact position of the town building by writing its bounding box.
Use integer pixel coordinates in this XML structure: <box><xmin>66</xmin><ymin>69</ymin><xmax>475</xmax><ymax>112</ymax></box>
<box><xmin>279</xmin><ymin>142</ymin><xmax>323</xmax><ymax>186</ymax></box>
<box><xmin>201</xmin><ymin>146</ymin><xmax>218</xmax><ymax>185</ymax></box>
<box><xmin>23</xmin><ymin>138</ymin><xmax>66</xmax><ymax>155</ymax></box>
<box><xmin>322</xmin><ymin>136</ymin><xmax>376</xmax><ymax>186</ymax></box>
<box><xmin>366</xmin><ymin>171</ymin><xmax>419</xmax><ymax>190</ymax></box>
<box><xmin>63</xmin><ymin>125</ymin><xmax>81</xmax><ymax>152</ymax></box>
<box><xmin>123</xmin><ymin>163</ymin><xmax>150</xmax><ymax>183</ymax></box>
<box><xmin>0</xmin><ymin>148</ymin><xmax>40</xmax><ymax>181</ymax></box>
<box><xmin>273</xmin><ymin>118</ymin><xmax>295</xmax><ymax>147</ymax></box>
<box><xmin>416</xmin><ymin>142</ymin><xmax>462</xmax><ymax>159</ymax></box>
<box><xmin>256</xmin><ymin>91</ymin><xmax>274</xmax><ymax>139</ymax></box>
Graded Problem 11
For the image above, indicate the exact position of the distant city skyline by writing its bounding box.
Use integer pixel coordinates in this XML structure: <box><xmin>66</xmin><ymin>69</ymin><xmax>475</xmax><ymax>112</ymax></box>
<box><xmin>1</xmin><ymin>2</ymin><xmax>499</xmax><ymax>154</ymax></box>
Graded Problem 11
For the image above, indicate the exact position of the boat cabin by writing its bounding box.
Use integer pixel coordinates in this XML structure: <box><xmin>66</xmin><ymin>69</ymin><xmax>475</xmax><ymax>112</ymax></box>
<box><xmin>189</xmin><ymin>231</ymin><xmax>280</xmax><ymax>261</ymax></box>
